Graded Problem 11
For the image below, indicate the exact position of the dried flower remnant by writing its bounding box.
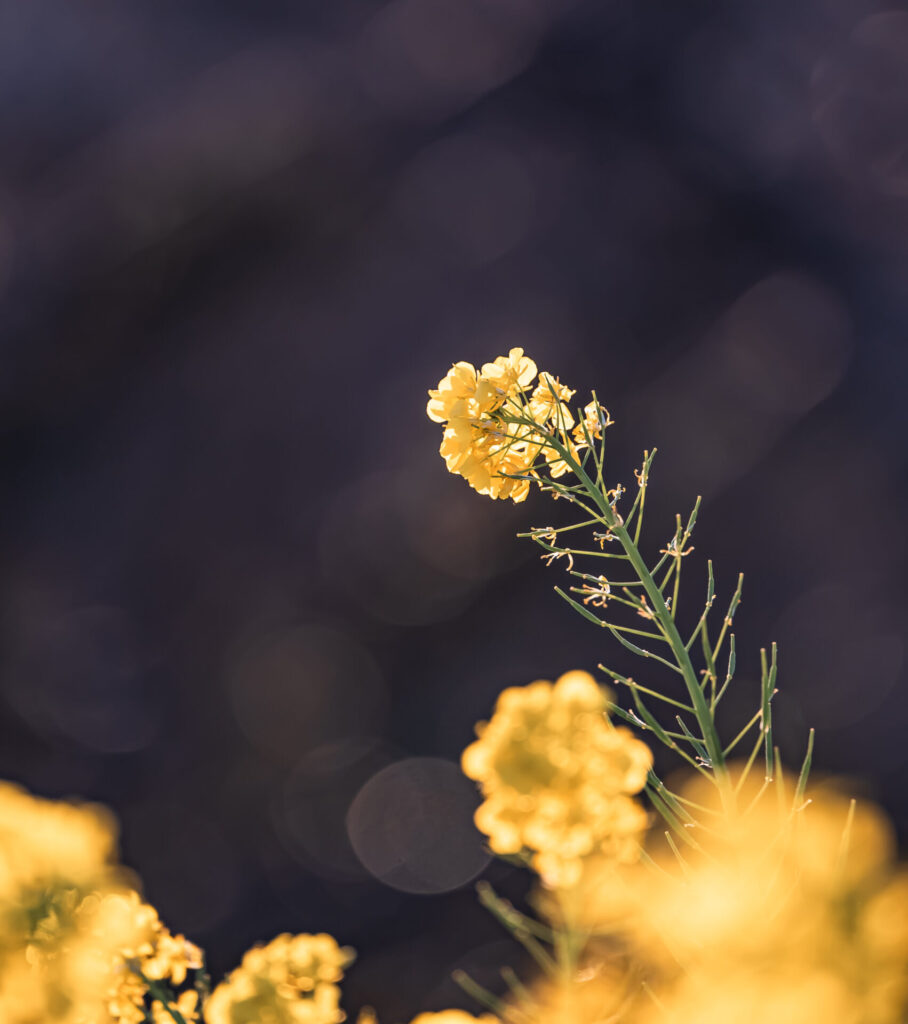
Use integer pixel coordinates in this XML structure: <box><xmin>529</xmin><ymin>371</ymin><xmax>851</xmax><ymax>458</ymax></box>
<box><xmin>203</xmin><ymin>932</ymin><xmax>354</xmax><ymax>1024</ymax></box>
<box><xmin>461</xmin><ymin>671</ymin><xmax>652</xmax><ymax>888</ymax></box>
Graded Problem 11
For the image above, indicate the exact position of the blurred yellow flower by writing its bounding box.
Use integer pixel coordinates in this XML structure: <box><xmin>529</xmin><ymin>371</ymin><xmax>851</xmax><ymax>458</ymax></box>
<box><xmin>0</xmin><ymin>780</ymin><xmax>117</xmax><ymax>899</ymax></box>
<box><xmin>462</xmin><ymin>671</ymin><xmax>652</xmax><ymax>887</ymax></box>
<box><xmin>0</xmin><ymin>782</ymin><xmax>204</xmax><ymax>1024</ymax></box>
<box><xmin>0</xmin><ymin>781</ymin><xmax>136</xmax><ymax>1024</ymax></box>
<box><xmin>408</xmin><ymin>1014</ymin><xmax>498</xmax><ymax>1024</ymax></box>
<box><xmin>204</xmin><ymin>932</ymin><xmax>354</xmax><ymax>1024</ymax></box>
<box><xmin>521</xmin><ymin>967</ymin><xmax>639</xmax><ymax>1024</ymax></box>
<box><xmin>103</xmin><ymin>891</ymin><xmax>203</xmax><ymax>1024</ymax></box>
<box><xmin>565</xmin><ymin>771</ymin><xmax>908</xmax><ymax>1023</ymax></box>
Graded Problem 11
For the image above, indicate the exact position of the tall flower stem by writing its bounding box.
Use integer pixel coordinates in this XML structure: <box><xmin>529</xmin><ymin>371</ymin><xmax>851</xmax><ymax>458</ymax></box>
<box><xmin>549</xmin><ymin>441</ymin><xmax>735</xmax><ymax>812</ymax></box>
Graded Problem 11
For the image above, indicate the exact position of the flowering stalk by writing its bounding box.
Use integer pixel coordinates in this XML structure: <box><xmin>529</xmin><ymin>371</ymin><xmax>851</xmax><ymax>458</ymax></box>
<box><xmin>427</xmin><ymin>351</ymin><xmax>812</xmax><ymax>840</ymax></box>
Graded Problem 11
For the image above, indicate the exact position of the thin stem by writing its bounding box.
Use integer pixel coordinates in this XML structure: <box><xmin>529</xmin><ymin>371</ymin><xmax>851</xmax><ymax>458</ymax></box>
<box><xmin>611</xmin><ymin>523</ymin><xmax>727</xmax><ymax>778</ymax></box>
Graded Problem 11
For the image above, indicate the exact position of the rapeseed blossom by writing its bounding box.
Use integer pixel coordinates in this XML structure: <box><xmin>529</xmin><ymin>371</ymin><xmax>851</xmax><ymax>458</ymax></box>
<box><xmin>104</xmin><ymin>891</ymin><xmax>203</xmax><ymax>1024</ymax></box>
<box><xmin>203</xmin><ymin>932</ymin><xmax>354</xmax><ymax>1024</ymax></box>
<box><xmin>408</xmin><ymin>1015</ymin><xmax>498</xmax><ymax>1024</ymax></box>
<box><xmin>427</xmin><ymin>351</ymin><xmax>603</xmax><ymax>502</ymax></box>
<box><xmin>0</xmin><ymin>782</ymin><xmax>203</xmax><ymax>1024</ymax></box>
<box><xmin>564</xmin><ymin>773</ymin><xmax>908</xmax><ymax>1024</ymax></box>
<box><xmin>461</xmin><ymin>671</ymin><xmax>652</xmax><ymax>887</ymax></box>
<box><xmin>0</xmin><ymin>781</ymin><xmax>135</xmax><ymax>1024</ymax></box>
<box><xmin>0</xmin><ymin>780</ymin><xmax>117</xmax><ymax>897</ymax></box>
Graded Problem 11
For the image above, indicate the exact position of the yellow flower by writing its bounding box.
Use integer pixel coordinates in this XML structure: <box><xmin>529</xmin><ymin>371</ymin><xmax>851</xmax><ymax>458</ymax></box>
<box><xmin>152</xmin><ymin>990</ymin><xmax>200</xmax><ymax>1024</ymax></box>
<box><xmin>571</xmin><ymin>402</ymin><xmax>609</xmax><ymax>447</ymax></box>
<box><xmin>461</xmin><ymin>671</ymin><xmax>652</xmax><ymax>888</ymax></box>
<box><xmin>426</xmin><ymin>363</ymin><xmax>501</xmax><ymax>424</ymax></box>
<box><xmin>428</xmin><ymin>351</ymin><xmax>585</xmax><ymax>503</ymax></box>
<box><xmin>528</xmin><ymin>374</ymin><xmax>575</xmax><ymax>430</ymax></box>
<box><xmin>479</xmin><ymin>348</ymin><xmax>537</xmax><ymax>397</ymax></box>
<box><xmin>203</xmin><ymin>933</ymin><xmax>354</xmax><ymax>1024</ymax></box>
<box><xmin>438</xmin><ymin>416</ymin><xmax>539</xmax><ymax>504</ymax></box>
<box><xmin>542</xmin><ymin>437</ymin><xmax>583</xmax><ymax>479</ymax></box>
<box><xmin>519</xmin><ymin>967</ymin><xmax>639</xmax><ymax>1024</ymax></box>
<box><xmin>0</xmin><ymin>782</ymin><xmax>203</xmax><ymax>1024</ymax></box>
<box><xmin>103</xmin><ymin>891</ymin><xmax>203</xmax><ymax>1023</ymax></box>
<box><xmin>0</xmin><ymin>781</ymin><xmax>117</xmax><ymax>900</ymax></box>
<box><xmin>0</xmin><ymin>782</ymin><xmax>136</xmax><ymax>1024</ymax></box>
<box><xmin>569</xmin><ymin>772</ymin><xmax>908</xmax><ymax>1024</ymax></box>
<box><xmin>408</xmin><ymin>1015</ymin><xmax>498</xmax><ymax>1024</ymax></box>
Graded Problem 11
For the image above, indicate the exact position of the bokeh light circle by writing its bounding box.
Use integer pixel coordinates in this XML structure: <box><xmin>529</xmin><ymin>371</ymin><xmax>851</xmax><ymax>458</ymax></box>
<box><xmin>346</xmin><ymin>757</ymin><xmax>490</xmax><ymax>894</ymax></box>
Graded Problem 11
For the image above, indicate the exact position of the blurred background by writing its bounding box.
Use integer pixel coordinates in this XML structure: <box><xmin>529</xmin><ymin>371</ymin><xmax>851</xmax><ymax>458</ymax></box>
<box><xmin>0</xmin><ymin>0</ymin><xmax>907</xmax><ymax>1017</ymax></box>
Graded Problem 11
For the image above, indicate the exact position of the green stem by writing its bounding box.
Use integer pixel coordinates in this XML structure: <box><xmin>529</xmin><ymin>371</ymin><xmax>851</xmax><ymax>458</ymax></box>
<box><xmin>533</xmin><ymin>429</ymin><xmax>736</xmax><ymax>809</ymax></box>
<box><xmin>614</xmin><ymin>522</ymin><xmax>724</xmax><ymax>762</ymax></box>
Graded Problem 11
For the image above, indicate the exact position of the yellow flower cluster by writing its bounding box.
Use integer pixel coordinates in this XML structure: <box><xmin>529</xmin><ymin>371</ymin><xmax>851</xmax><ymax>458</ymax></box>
<box><xmin>427</xmin><ymin>350</ymin><xmax>605</xmax><ymax>502</ymax></box>
<box><xmin>204</xmin><ymin>932</ymin><xmax>354</xmax><ymax>1024</ymax></box>
<box><xmin>408</xmin><ymin>1015</ymin><xmax>498</xmax><ymax>1024</ymax></box>
<box><xmin>0</xmin><ymin>779</ymin><xmax>118</xmax><ymax>898</ymax></box>
<box><xmin>0</xmin><ymin>782</ymin><xmax>203</xmax><ymax>1024</ymax></box>
<box><xmin>562</xmin><ymin>773</ymin><xmax>908</xmax><ymax>1024</ymax></box>
<box><xmin>105</xmin><ymin>892</ymin><xmax>203</xmax><ymax>1024</ymax></box>
<box><xmin>461</xmin><ymin>671</ymin><xmax>652</xmax><ymax>887</ymax></box>
<box><xmin>356</xmin><ymin>1012</ymin><xmax>497</xmax><ymax>1024</ymax></box>
<box><xmin>0</xmin><ymin>780</ymin><xmax>132</xmax><ymax>1023</ymax></box>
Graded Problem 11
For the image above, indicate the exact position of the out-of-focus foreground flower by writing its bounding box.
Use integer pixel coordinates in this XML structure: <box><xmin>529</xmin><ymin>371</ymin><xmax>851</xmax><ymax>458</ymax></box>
<box><xmin>545</xmin><ymin>772</ymin><xmax>908</xmax><ymax>1024</ymax></box>
<box><xmin>0</xmin><ymin>781</ymin><xmax>201</xmax><ymax>1024</ymax></box>
<box><xmin>426</xmin><ymin>350</ymin><xmax>605</xmax><ymax>502</ymax></box>
<box><xmin>203</xmin><ymin>932</ymin><xmax>354</xmax><ymax>1024</ymax></box>
<box><xmin>461</xmin><ymin>671</ymin><xmax>652</xmax><ymax>888</ymax></box>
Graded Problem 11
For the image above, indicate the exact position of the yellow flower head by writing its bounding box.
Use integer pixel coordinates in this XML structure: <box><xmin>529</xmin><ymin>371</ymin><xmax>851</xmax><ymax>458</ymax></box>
<box><xmin>528</xmin><ymin>374</ymin><xmax>575</xmax><ymax>430</ymax></box>
<box><xmin>0</xmin><ymin>782</ymin><xmax>142</xmax><ymax>1024</ymax></box>
<box><xmin>479</xmin><ymin>348</ymin><xmax>538</xmax><ymax>396</ymax></box>
<box><xmin>0</xmin><ymin>781</ymin><xmax>117</xmax><ymax>900</ymax></box>
<box><xmin>426</xmin><ymin>363</ymin><xmax>501</xmax><ymax>425</ymax></box>
<box><xmin>103</xmin><ymin>891</ymin><xmax>203</xmax><ymax>1024</ymax></box>
<box><xmin>204</xmin><ymin>933</ymin><xmax>354</xmax><ymax>1024</ymax></box>
<box><xmin>572</xmin><ymin>401</ymin><xmax>610</xmax><ymax>447</ymax></box>
<box><xmin>427</xmin><ymin>351</ymin><xmax>597</xmax><ymax>503</ymax></box>
<box><xmin>461</xmin><ymin>671</ymin><xmax>652</xmax><ymax>887</ymax></box>
<box><xmin>408</xmin><ymin>1015</ymin><xmax>498</xmax><ymax>1024</ymax></box>
<box><xmin>568</xmin><ymin>771</ymin><xmax>908</xmax><ymax>1024</ymax></box>
<box><xmin>0</xmin><ymin>782</ymin><xmax>205</xmax><ymax>1024</ymax></box>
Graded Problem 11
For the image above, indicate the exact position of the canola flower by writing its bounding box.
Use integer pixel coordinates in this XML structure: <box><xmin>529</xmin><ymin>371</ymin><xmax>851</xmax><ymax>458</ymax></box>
<box><xmin>426</xmin><ymin>350</ymin><xmax>606</xmax><ymax>503</ymax></box>
<box><xmin>0</xmin><ymin>780</ymin><xmax>137</xmax><ymax>1024</ymax></box>
<box><xmin>428</xmin><ymin>351</ymin><xmax>908</xmax><ymax>1023</ymax></box>
<box><xmin>203</xmin><ymin>932</ymin><xmax>354</xmax><ymax>1024</ymax></box>
<box><xmin>462</xmin><ymin>671</ymin><xmax>652</xmax><ymax>888</ymax></box>
<box><xmin>408</xmin><ymin>1015</ymin><xmax>499</xmax><ymax>1024</ymax></box>
<box><xmin>0</xmin><ymin>781</ymin><xmax>204</xmax><ymax>1024</ymax></box>
<box><xmin>625</xmin><ymin>774</ymin><xmax>908</xmax><ymax>1024</ymax></box>
<box><xmin>355</xmin><ymin>1010</ymin><xmax>499</xmax><ymax>1024</ymax></box>
<box><xmin>1</xmin><ymin>348</ymin><xmax>906</xmax><ymax>1024</ymax></box>
<box><xmin>103</xmin><ymin>891</ymin><xmax>203</xmax><ymax>1024</ymax></box>
<box><xmin>538</xmin><ymin>774</ymin><xmax>908</xmax><ymax>1023</ymax></box>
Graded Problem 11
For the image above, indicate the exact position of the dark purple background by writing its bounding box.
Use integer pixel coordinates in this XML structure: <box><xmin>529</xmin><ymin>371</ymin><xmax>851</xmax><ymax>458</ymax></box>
<box><xmin>1</xmin><ymin>0</ymin><xmax>907</xmax><ymax>1018</ymax></box>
